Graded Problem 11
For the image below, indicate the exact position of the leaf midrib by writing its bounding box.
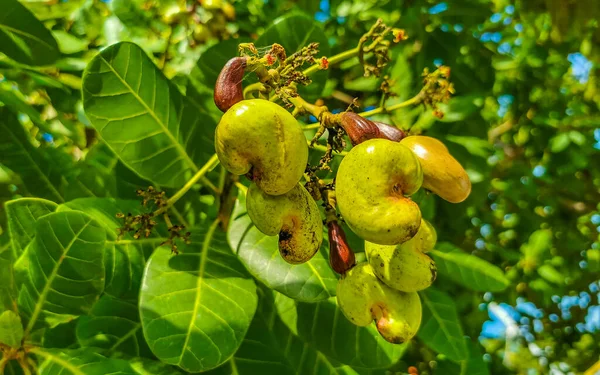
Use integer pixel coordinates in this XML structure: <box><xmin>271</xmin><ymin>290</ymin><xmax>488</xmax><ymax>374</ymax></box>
<box><xmin>177</xmin><ymin>218</ymin><xmax>220</xmax><ymax>366</ymax></box>
<box><xmin>24</xmin><ymin>219</ymin><xmax>92</xmax><ymax>336</ymax></box>
<box><xmin>96</xmin><ymin>50</ymin><xmax>198</xmax><ymax>173</ymax></box>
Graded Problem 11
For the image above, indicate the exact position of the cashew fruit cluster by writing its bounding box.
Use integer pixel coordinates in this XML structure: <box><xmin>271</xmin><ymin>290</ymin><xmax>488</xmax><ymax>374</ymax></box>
<box><xmin>335</xmin><ymin>116</ymin><xmax>471</xmax><ymax>343</ymax></box>
<box><xmin>214</xmin><ymin>88</ymin><xmax>322</xmax><ymax>264</ymax></box>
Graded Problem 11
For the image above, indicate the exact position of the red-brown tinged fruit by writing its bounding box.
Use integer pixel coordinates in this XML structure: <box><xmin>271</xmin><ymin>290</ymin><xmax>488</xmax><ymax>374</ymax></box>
<box><xmin>214</xmin><ymin>57</ymin><xmax>246</xmax><ymax>112</ymax></box>
<box><xmin>339</xmin><ymin>112</ymin><xmax>405</xmax><ymax>145</ymax></box>
<box><xmin>327</xmin><ymin>221</ymin><xmax>356</xmax><ymax>274</ymax></box>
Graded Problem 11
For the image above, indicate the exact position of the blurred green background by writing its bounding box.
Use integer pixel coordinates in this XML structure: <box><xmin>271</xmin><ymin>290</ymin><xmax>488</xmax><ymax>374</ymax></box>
<box><xmin>1</xmin><ymin>0</ymin><xmax>599</xmax><ymax>374</ymax></box>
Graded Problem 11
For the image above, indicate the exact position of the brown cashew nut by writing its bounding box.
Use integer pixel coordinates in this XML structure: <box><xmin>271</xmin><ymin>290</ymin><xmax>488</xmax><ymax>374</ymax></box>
<box><xmin>327</xmin><ymin>221</ymin><xmax>356</xmax><ymax>274</ymax></box>
<box><xmin>214</xmin><ymin>57</ymin><xmax>246</xmax><ymax>112</ymax></box>
<box><xmin>338</xmin><ymin>112</ymin><xmax>405</xmax><ymax>145</ymax></box>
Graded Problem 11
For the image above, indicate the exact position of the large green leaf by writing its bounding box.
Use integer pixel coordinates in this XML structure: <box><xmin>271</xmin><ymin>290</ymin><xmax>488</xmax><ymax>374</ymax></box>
<box><xmin>0</xmin><ymin>0</ymin><xmax>60</xmax><ymax>65</ymax></box>
<box><xmin>77</xmin><ymin>295</ymin><xmax>151</xmax><ymax>358</ymax></box>
<box><xmin>431</xmin><ymin>243</ymin><xmax>510</xmax><ymax>292</ymax></box>
<box><xmin>0</xmin><ymin>310</ymin><xmax>23</xmax><ymax>348</ymax></box>
<box><xmin>139</xmin><ymin>221</ymin><xmax>258</xmax><ymax>373</ymax></box>
<box><xmin>417</xmin><ymin>287</ymin><xmax>468</xmax><ymax>361</ymax></box>
<box><xmin>34</xmin><ymin>348</ymin><xmax>137</xmax><ymax>375</ymax></box>
<box><xmin>82</xmin><ymin>42</ymin><xmax>217</xmax><ymax>188</ymax></box>
<box><xmin>0</xmin><ymin>109</ymin><xmax>66</xmax><ymax>203</ymax></box>
<box><xmin>5</xmin><ymin>198</ymin><xmax>58</xmax><ymax>260</ymax></box>
<box><xmin>228</xmin><ymin>192</ymin><xmax>337</xmax><ymax>302</ymax></box>
<box><xmin>58</xmin><ymin>198</ymin><xmax>167</xmax><ymax>299</ymax></box>
<box><xmin>16</xmin><ymin>211</ymin><xmax>106</xmax><ymax>337</ymax></box>
<box><xmin>256</xmin><ymin>13</ymin><xmax>330</xmax><ymax>100</ymax></box>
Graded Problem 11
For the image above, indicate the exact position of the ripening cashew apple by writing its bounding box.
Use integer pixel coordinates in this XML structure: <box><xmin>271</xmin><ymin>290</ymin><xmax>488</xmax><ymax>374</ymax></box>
<box><xmin>215</xmin><ymin>99</ymin><xmax>308</xmax><ymax>195</ymax></box>
<box><xmin>337</xmin><ymin>263</ymin><xmax>422</xmax><ymax>344</ymax></box>
<box><xmin>335</xmin><ymin>138</ymin><xmax>423</xmax><ymax>245</ymax></box>
<box><xmin>365</xmin><ymin>219</ymin><xmax>437</xmax><ymax>292</ymax></box>
<box><xmin>246</xmin><ymin>182</ymin><xmax>322</xmax><ymax>264</ymax></box>
<box><xmin>399</xmin><ymin>136</ymin><xmax>471</xmax><ymax>203</ymax></box>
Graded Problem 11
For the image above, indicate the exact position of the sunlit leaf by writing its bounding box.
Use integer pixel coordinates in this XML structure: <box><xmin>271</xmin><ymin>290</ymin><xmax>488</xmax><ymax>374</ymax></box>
<box><xmin>82</xmin><ymin>42</ymin><xmax>216</xmax><ymax>188</ymax></box>
<box><xmin>140</xmin><ymin>221</ymin><xmax>257</xmax><ymax>372</ymax></box>
<box><xmin>16</xmin><ymin>211</ymin><xmax>106</xmax><ymax>336</ymax></box>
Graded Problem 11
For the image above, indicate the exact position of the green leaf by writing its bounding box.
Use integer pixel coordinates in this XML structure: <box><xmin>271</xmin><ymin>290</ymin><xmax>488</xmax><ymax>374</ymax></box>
<box><xmin>16</xmin><ymin>211</ymin><xmax>106</xmax><ymax>336</ymax></box>
<box><xmin>228</xmin><ymin>191</ymin><xmax>337</xmax><ymax>302</ymax></box>
<box><xmin>77</xmin><ymin>295</ymin><xmax>152</xmax><ymax>357</ymax></box>
<box><xmin>139</xmin><ymin>221</ymin><xmax>258</xmax><ymax>373</ymax></box>
<box><xmin>256</xmin><ymin>13</ymin><xmax>330</xmax><ymax>100</ymax></box>
<box><xmin>58</xmin><ymin>198</ymin><xmax>166</xmax><ymax>299</ymax></box>
<box><xmin>0</xmin><ymin>109</ymin><xmax>66</xmax><ymax>203</ymax></box>
<box><xmin>0</xmin><ymin>0</ymin><xmax>60</xmax><ymax>65</ymax></box>
<box><xmin>82</xmin><ymin>42</ymin><xmax>216</xmax><ymax>188</ymax></box>
<box><xmin>417</xmin><ymin>287</ymin><xmax>468</xmax><ymax>361</ymax></box>
<box><xmin>35</xmin><ymin>348</ymin><xmax>137</xmax><ymax>375</ymax></box>
<box><xmin>461</xmin><ymin>338</ymin><xmax>490</xmax><ymax>375</ymax></box>
<box><xmin>41</xmin><ymin>319</ymin><xmax>78</xmax><ymax>349</ymax></box>
<box><xmin>431</xmin><ymin>243</ymin><xmax>510</xmax><ymax>292</ymax></box>
<box><xmin>5</xmin><ymin>198</ymin><xmax>58</xmax><ymax>260</ymax></box>
<box><xmin>0</xmin><ymin>310</ymin><xmax>23</xmax><ymax>348</ymax></box>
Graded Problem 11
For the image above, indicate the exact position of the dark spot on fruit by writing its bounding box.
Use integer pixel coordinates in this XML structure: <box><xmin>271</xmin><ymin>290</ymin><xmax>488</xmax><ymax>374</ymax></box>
<box><xmin>279</xmin><ymin>229</ymin><xmax>293</xmax><ymax>242</ymax></box>
<box><xmin>380</xmin><ymin>263</ymin><xmax>384</xmax><ymax>268</ymax></box>
<box><xmin>430</xmin><ymin>264</ymin><xmax>437</xmax><ymax>283</ymax></box>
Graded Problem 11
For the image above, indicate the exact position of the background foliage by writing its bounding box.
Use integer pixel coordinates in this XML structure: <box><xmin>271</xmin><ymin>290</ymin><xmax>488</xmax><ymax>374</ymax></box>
<box><xmin>0</xmin><ymin>0</ymin><xmax>599</xmax><ymax>374</ymax></box>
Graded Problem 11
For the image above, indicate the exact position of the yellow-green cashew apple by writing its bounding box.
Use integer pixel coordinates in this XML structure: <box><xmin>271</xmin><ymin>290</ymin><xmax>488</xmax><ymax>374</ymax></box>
<box><xmin>365</xmin><ymin>219</ymin><xmax>437</xmax><ymax>292</ymax></box>
<box><xmin>399</xmin><ymin>136</ymin><xmax>471</xmax><ymax>203</ymax></box>
<box><xmin>246</xmin><ymin>182</ymin><xmax>322</xmax><ymax>264</ymax></box>
<box><xmin>336</xmin><ymin>138</ymin><xmax>423</xmax><ymax>245</ymax></box>
<box><xmin>215</xmin><ymin>99</ymin><xmax>308</xmax><ymax>195</ymax></box>
<box><xmin>336</xmin><ymin>263</ymin><xmax>422</xmax><ymax>344</ymax></box>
